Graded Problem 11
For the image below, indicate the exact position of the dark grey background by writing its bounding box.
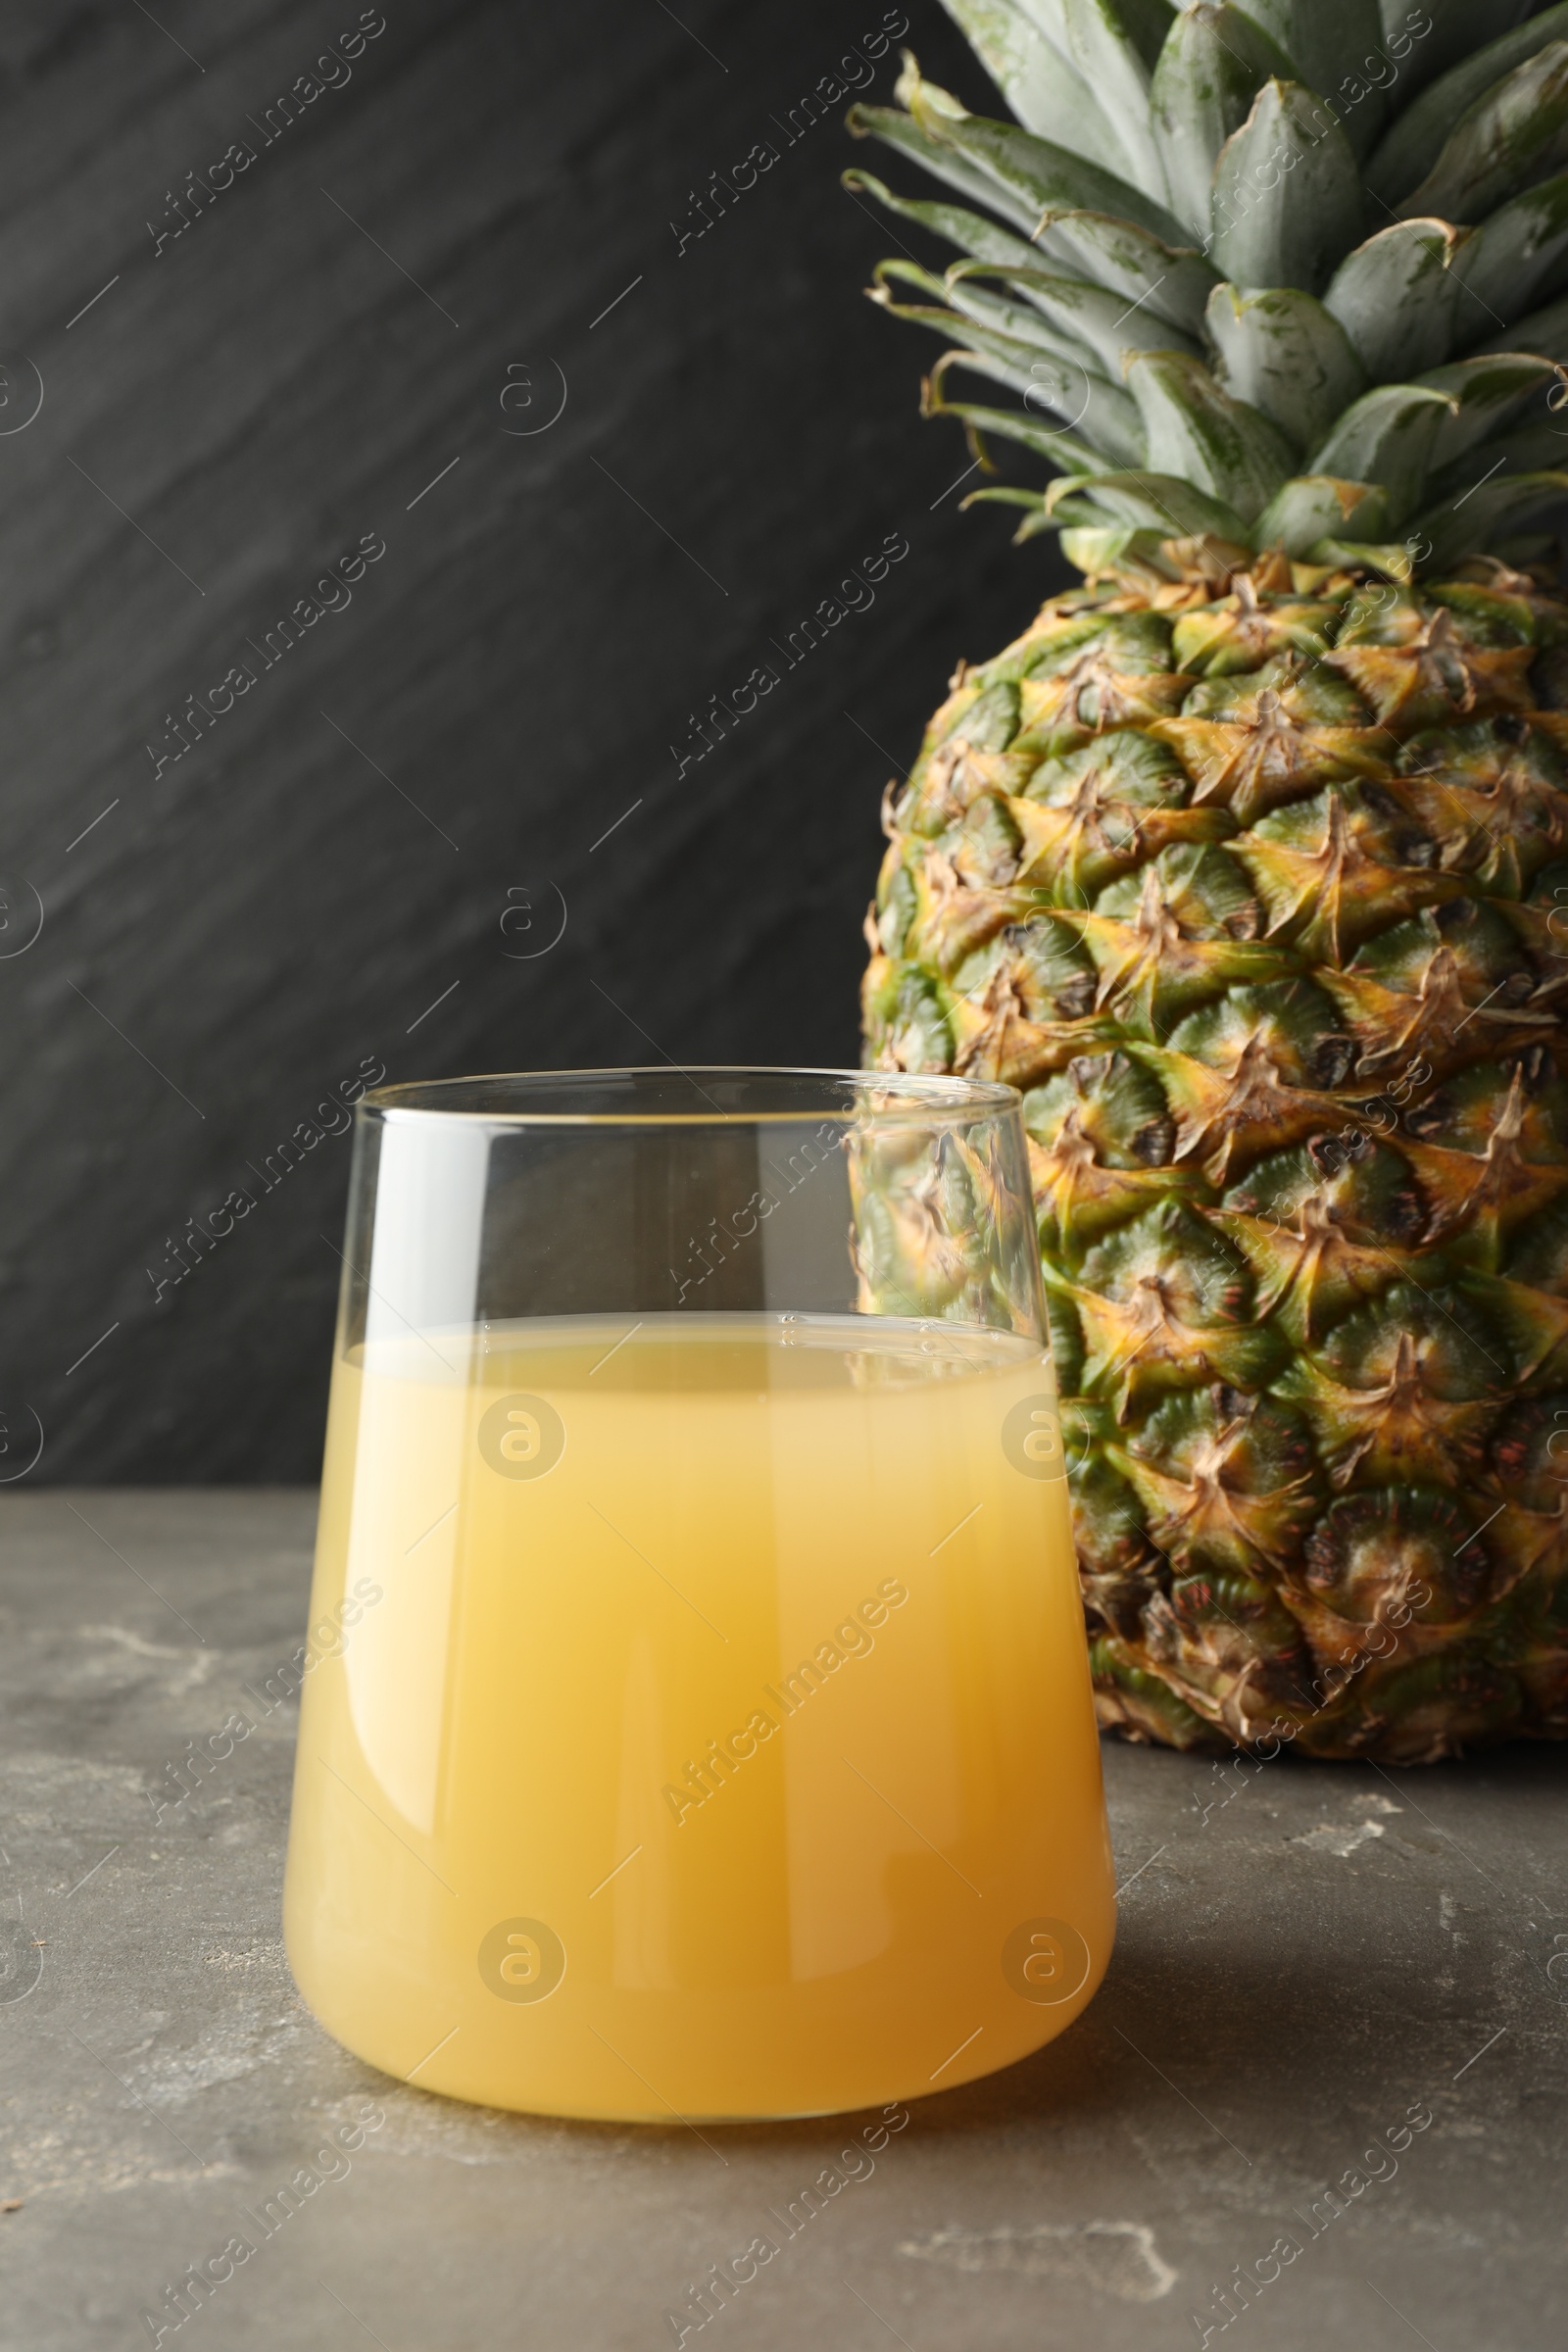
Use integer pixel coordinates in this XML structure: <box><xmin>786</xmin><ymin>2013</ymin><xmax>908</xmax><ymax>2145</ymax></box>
<box><xmin>0</xmin><ymin>0</ymin><xmax>1068</xmax><ymax>1481</ymax></box>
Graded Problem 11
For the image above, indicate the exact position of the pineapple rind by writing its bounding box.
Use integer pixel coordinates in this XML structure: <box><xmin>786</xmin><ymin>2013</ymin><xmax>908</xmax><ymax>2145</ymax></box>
<box><xmin>865</xmin><ymin>560</ymin><xmax>1568</xmax><ymax>1758</ymax></box>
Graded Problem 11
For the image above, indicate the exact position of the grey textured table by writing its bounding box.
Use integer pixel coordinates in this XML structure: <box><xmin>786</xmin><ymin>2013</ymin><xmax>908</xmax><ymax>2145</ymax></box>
<box><xmin>2</xmin><ymin>1494</ymin><xmax>1564</xmax><ymax>2350</ymax></box>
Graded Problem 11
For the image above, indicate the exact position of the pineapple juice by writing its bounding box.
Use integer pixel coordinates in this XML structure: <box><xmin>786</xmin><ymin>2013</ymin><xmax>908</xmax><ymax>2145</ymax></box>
<box><xmin>283</xmin><ymin>1312</ymin><xmax>1114</xmax><ymax>2119</ymax></box>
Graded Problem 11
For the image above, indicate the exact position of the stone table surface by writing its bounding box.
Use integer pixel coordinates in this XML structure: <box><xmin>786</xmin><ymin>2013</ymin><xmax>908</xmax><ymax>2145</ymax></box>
<box><xmin>1</xmin><ymin>1492</ymin><xmax>1564</xmax><ymax>2352</ymax></box>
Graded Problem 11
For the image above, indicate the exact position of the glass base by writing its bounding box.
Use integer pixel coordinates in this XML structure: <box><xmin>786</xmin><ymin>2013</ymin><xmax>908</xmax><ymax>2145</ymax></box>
<box><xmin>287</xmin><ymin>1939</ymin><xmax>1110</xmax><ymax>2126</ymax></box>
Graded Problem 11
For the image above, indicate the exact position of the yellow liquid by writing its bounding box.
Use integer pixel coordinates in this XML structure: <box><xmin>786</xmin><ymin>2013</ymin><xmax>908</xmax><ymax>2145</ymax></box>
<box><xmin>283</xmin><ymin>1314</ymin><xmax>1114</xmax><ymax>2120</ymax></box>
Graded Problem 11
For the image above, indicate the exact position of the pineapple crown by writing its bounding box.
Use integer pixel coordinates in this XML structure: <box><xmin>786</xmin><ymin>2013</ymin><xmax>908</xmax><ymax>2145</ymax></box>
<box><xmin>845</xmin><ymin>1</ymin><xmax>1568</xmax><ymax>579</ymax></box>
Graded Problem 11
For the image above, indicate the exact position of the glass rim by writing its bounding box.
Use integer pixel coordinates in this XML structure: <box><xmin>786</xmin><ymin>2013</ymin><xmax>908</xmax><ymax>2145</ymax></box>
<box><xmin>363</xmin><ymin>1064</ymin><xmax>1022</xmax><ymax>1127</ymax></box>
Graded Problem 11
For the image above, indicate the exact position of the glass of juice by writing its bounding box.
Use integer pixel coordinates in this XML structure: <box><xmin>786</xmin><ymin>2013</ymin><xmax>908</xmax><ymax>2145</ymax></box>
<box><xmin>283</xmin><ymin>1067</ymin><xmax>1114</xmax><ymax>2120</ymax></box>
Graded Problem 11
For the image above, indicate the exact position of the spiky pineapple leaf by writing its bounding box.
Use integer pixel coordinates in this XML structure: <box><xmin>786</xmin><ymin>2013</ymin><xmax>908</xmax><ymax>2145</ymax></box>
<box><xmin>847</xmin><ymin>102</ymin><xmax>1038</xmax><ymax>228</ymax></box>
<box><xmin>1409</xmin><ymin>466</ymin><xmax>1568</xmax><ymax>565</ymax></box>
<box><xmin>1032</xmin><ymin>212</ymin><xmax>1219</xmax><ymax>336</ymax></box>
<box><xmin>1088</xmin><ymin>0</ymin><xmax>1178</xmax><ymax>71</ymax></box>
<box><xmin>869</xmin><ymin>288</ymin><xmax>1146</xmax><ymax>465</ymax></box>
<box><xmin>1424</xmin><ymin>414</ymin><xmax>1568</xmax><ymax>491</ymax></box>
<box><xmin>929</xmin><ymin>333</ymin><xmax>1148</xmax><ymax>466</ymax></box>
<box><xmin>1416</xmin><ymin>351</ymin><xmax>1560</xmax><ymax>466</ymax></box>
<box><xmin>1396</xmin><ymin>41</ymin><xmax>1568</xmax><ymax>225</ymax></box>
<box><xmin>938</xmin><ymin>0</ymin><xmax>1130</xmax><ymax>171</ymax></box>
<box><xmin>1231</xmin><ymin>0</ymin><xmax>1390</xmax><ymax>157</ymax></box>
<box><xmin>1305</xmin><ymin>382</ymin><xmax>1456</xmax><ymax>526</ymax></box>
<box><xmin>875</xmin><ymin>259</ymin><xmax>1052</xmax><ymax>342</ymax></box>
<box><xmin>923</xmin><ymin>366</ymin><xmax>1103</xmax><ymax>470</ymax></box>
<box><xmin>1044</xmin><ymin>467</ymin><xmax>1250</xmax><ymax>538</ymax></box>
<box><xmin>841</xmin><ymin>169</ymin><xmax>1045</xmax><ymax>273</ymax></box>
<box><xmin>851</xmin><ymin>0</ymin><xmax>1568</xmax><ymax>572</ymax></box>
<box><xmin>1209</xmin><ymin>80</ymin><xmax>1365</xmax><ymax>295</ymax></box>
<box><xmin>1126</xmin><ymin>351</ymin><xmax>1295</xmax><ymax>521</ymax></box>
<box><xmin>1150</xmin><ymin>3</ymin><xmax>1297</xmax><ymax>242</ymax></box>
<box><xmin>1000</xmin><ymin>0</ymin><xmax>1072</xmax><ymax>38</ymax></box>
<box><xmin>1455</xmin><ymin>170</ymin><xmax>1568</xmax><ymax>328</ymax></box>
<box><xmin>1046</xmin><ymin>492</ymin><xmax>1163</xmax><ymax>534</ymax></box>
<box><xmin>1253</xmin><ymin>472</ymin><xmax>1392</xmax><ymax>553</ymax></box>
<box><xmin>1205</xmin><ymin>283</ymin><xmax>1369</xmax><ymax>452</ymax></box>
<box><xmin>896</xmin><ymin>62</ymin><xmax>1191</xmax><ymax>246</ymax></box>
<box><xmin>1306</xmin><ymin>534</ymin><xmax>1426</xmax><ymax>576</ymax></box>
<box><xmin>964</xmin><ymin>484</ymin><xmax>1074</xmax><ymax>542</ymax></box>
<box><xmin>1366</xmin><ymin>3</ymin><xmax>1568</xmax><ymax>207</ymax></box>
<box><xmin>1385</xmin><ymin>0</ymin><xmax>1560</xmax><ymax>103</ymax></box>
<box><xmin>1061</xmin><ymin>0</ymin><xmax>1175</xmax><ymax>204</ymax></box>
<box><xmin>1483</xmin><ymin>286</ymin><xmax>1568</xmax><ymax>359</ymax></box>
<box><xmin>946</xmin><ymin>261</ymin><xmax>1202</xmax><ymax>370</ymax></box>
<box><xmin>872</xmin><ymin>264</ymin><xmax>1099</xmax><ymax>376</ymax></box>
<box><xmin>1323</xmin><ymin>220</ymin><xmax>1468</xmax><ymax>380</ymax></box>
<box><xmin>1056</xmin><ymin>521</ymin><xmax>1178</xmax><ymax>568</ymax></box>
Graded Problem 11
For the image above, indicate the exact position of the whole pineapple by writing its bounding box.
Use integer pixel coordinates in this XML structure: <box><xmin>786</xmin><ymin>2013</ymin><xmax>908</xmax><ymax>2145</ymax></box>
<box><xmin>852</xmin><ymin>0</ymin><xmax>1568</xmax><ymax>1759</ymax></box>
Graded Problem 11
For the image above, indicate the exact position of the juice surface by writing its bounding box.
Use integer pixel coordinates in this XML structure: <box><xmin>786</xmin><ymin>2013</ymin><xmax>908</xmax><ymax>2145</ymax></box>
<box><xmin>283</xmin><ymin>1313</ymin><xmax>1115</xmax><ymax>2120</ymax></box>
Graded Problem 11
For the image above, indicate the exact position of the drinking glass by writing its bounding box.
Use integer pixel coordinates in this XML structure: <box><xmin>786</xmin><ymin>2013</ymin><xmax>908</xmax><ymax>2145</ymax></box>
<box><xmin>283</xmin><ymin>1067</ymin><xmax>1114</xmax><ymax>2121</ymax></box>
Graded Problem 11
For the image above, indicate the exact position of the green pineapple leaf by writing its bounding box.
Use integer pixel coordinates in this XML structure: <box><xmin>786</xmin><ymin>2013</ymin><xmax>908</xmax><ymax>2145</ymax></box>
<box><xmin>1054</xmin><ymin>520</ymin><xmax>1176</xmax><ymax>565</ymax></box>
<box><xmin>1305</xmin><ymin>382</ymin><xmax>1457</xmax><ymax>526</ymax></box>
<box><xmin>945</xmin><ymin>260</ymin><xmax>1203</xmax><ymax>369</ymax></box>
<box><xmin>926</xmin><ymin>329</ymin><xmax>1147</xmax><ymax>466</ymax></box>
<box><xmin>1323</xmin><ymin>219</ymin><xmax>1468</xmax><ymax>379</ymax></box>
<box><xmin>1231</xmin><ymin>0</ymin><xmax>1390</xmax><ymax>156</ymax></box>
<box><xmin>1396</xmin><ymin>41</ymin><xmax>1568</xmax><ymax>225</ymax></box>
<box><xmin>875</xmin><ymin>259</ymin><xmax>1101</xmax><ymax>368</ymax></box>
<box><xmin>1032</xmin><ymin>212</ymin><xmax>1219</xmax><ymax>336</ymax></box>
<box><xmin>1151</xmin><ymin>3</ymin><xmax>1297</xmax><ymax>242</ymax></box>
<box><xmin>1076</xmin><ymin>0</ymin><xmax>1179</xmax><ymax>74</ymax></box>
<box><xmin>1205</xmin><ymin>282</ymin><xmax>1369</xmax><ymax>452</ymax></box>
<box><xmin>1044</xmin><ymin>467</ymin><xmax>1250</xmax><ymax>538</ymax></box>
<box><xmin>1482</xmin><ymin>285</ymin><xmax>1568</xmax><ymax>359</ymax></box>
<box><xmin>1252</xmin><ymin>472</ymin><xmax>1392</xmax><ymax>553</ymax></box>
<box><xmin>869</xmin><ymin>290</ymin><xmax>1147</xmax><ymax>464</ymax></box>
<box><xmin>846</xmin><ymin>102</ymin><xmax>1035</xmax><ymax>227</ymax></box>
<box><xmin>1455</xmin><ymin>170</ymin><xmax>1568</xmax><ymax>324</ymax></box>
<box><xmin>1060</xmin><ymin>0</ymin><xmax>1175</xmax><ymax>204</ymax></box>
<box><xmin>1409</xmin><ymin>466</ymin><xmax>1568</xmax><ymax>565</ymax></box>
<box><xmin>961</xmin><ymin>483</ymin><xmax>1068</xmax><ymax>542</ymax></box>
<box><xmin>1416</xmin><ymin>351</ymin><xmax>1561</xmax><ymax>466</ymax></box>
<box><xmin>922</xmin><ymin>361</ymin><xmax>1104</xmax><ymax>470</ymax></box>
<box><xmin>1126</xmin><ymin>350</ymin><xmax>1296</xmax><ymax>519</ymax></box>
<box><xmin>870</xmin><ymin>268</ymin><xmax>1098</xmax><ymax>379</ymax></box>
<box><xmin>937</xmin><ymin>0</ymin><xmax>1130</xmax><ymax>171</ymax></box>
<box><xmin>840</xmin><ymin>170</ymin><xmax>1045</xmax><ymax>272</ymax></box>
<box><xmin>896</xmin><ymin>59</ymin><xmax>1190</xmax><ymax>246</ymax></box>
<box><xmin>1388</xmin><ymin>0</ymin><xmax>1552</xmax><ymax>102</ymax></box>
<box><xmin>1425</xmin><ymin>416</ymin><xmax>1568</xmax><ymax>489</ymax></box>
<box><xmin>1209</xmin><ymin>80</ymin><xmax>1365</xmax><ymax>295</ymax></box>
<box><xmin>1366</xmin><ymin>3</ymin><xmax>1568</xmax><ymax>207</ymax></box>
<box><xmin>1306</xmin><ymin>533</ymin><xmax>1429</xmax><ymax>574</ymax></box>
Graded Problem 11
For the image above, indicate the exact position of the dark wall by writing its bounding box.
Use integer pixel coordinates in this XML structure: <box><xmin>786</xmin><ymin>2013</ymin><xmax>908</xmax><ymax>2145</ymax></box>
<box><xmin>1</xmin><ymin>0</ymin><xmax>1070</xmax><ymax>1482</ymax></box>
